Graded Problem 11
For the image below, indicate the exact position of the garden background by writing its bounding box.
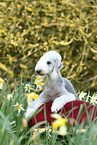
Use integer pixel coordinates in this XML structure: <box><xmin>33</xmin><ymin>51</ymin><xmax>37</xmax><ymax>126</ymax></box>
<box><xmin>0</xmin><ymin>0</ymin><xmax>97</xmax><ymax>145</ymax></box>
<box><xmin>0</xmin><ymin>0</ymin><xmax>97</xmax><ymax>93</ymax></box>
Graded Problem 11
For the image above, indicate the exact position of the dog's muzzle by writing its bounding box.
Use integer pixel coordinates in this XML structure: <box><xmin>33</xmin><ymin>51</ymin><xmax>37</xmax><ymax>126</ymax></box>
<box><xmin>36</xmin><ymin>70</ymin><xmax>41</xmax><ymax>75</ymax></box>
<box><xmin>35</xmin><ymin>69</ymin><xmax>46</xmax><ymax>75</ymax></box>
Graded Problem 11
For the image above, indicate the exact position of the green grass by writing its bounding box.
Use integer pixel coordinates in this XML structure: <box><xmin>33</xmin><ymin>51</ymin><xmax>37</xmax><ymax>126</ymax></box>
<box><xmin>0</xmin><ymin>77</ymin><xmax>97</xmax><ymax>145</ymax></box>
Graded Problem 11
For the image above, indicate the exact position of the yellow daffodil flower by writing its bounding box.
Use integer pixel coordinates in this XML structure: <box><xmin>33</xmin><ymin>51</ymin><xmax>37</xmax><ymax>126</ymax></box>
<box><xmin>51</xmin><ymin>114</ymin><xmax>68</xmax><ymax>135</ymax></box>
<box><xmin>26</xmin><ymin>92</ymin><xmax>38</xmax><ymax>105</ymax></box>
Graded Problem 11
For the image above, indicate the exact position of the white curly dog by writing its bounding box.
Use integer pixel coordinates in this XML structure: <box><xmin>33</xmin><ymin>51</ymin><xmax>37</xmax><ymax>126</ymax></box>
<box><xmin>25</xmin><ymin>50</ymin><xmax>77</xmax><ymax>120</ymax></box>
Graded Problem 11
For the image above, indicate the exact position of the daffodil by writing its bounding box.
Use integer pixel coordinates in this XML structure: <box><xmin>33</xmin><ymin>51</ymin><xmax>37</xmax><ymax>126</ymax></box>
<box><xmin>51</xmin><ymin>114</ymin><xmax>68</xmax><ymax>135</ymax></box>
<box><xmin>35</xmin><ymin>76</ymin><xmax>44</xmax><ymax>90</ymax></box>
<box><xmin>90</xmin><ymin>93</ymin><xmax>97</xmax><ymax>105</ymax></box>
<box><xmin>0</xmin><ymin>77</ymin><xmax>4</xmax><ymax>89</ymax></box>
<box><xmin>26</xmin><ymin>92</ymin><xmax>38</xmax><ymax>105</ymax></box>
<box><xmin>14</xmin><ymin>103</ymin><xmax>25</xmax><ymax>113</ymax></box>
<box><xmin>24</xmin><ymin>84</ymin><xmax>33</xmax><ymax>93</ymax></box>
<box><xmin>78</xmin><ymin>91</ymin><xmax>87</xmax><ymax>100</ymax></box>
<box><xmin>7</xmin><ymin>94</ymin><xmax>13</xmax><ymax>101</ymax></box>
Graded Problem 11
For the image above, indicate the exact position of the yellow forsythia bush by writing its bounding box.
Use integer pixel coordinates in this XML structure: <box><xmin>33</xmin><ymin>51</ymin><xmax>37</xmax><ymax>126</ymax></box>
<box><xmin>0</xmin><ymin>0</ymin><xmax>97</xmax><ymax>93</ymax></box>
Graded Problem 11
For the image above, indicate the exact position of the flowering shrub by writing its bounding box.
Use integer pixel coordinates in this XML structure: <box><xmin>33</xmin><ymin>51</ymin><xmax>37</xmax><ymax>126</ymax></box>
<box><xmin>0</xmin><ymin>0</ymin><xmax>97</xmax><ymax>94</ymax></box>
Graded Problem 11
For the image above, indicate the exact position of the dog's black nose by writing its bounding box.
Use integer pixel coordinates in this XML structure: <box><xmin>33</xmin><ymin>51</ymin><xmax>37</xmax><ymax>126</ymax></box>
<box><xmin>36</xmin><ymin>70</ymin><xmax>41</xmax><ymax>74</ymax></box>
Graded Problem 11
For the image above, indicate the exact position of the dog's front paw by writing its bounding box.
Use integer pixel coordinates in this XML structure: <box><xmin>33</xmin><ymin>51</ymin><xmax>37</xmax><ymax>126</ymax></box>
<box><xmin>51</xmin><ymin>101</ymin><xmax>63</xmax><ymax>113</ymax></box>
<box><xmin>51</xmin><ymin>104</ymin><xmax>60</xmax><ymax>113</ymax></box>
<box><xmin>51</xmin><ymin>97</ymin><xmax>66</xmax><ymax>113</ymax></box>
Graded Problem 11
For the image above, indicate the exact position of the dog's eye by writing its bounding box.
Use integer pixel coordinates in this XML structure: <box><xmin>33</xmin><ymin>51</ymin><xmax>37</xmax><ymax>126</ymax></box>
<box><xmin>47</xmin><ymin>61</ymin><xmax>51</xmax><ymax>65</ymax></box>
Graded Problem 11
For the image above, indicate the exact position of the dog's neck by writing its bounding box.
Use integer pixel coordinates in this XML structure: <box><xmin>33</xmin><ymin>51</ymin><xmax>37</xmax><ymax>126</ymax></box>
<box><xmin>46</xmin><ymin>70</ymin><xmax>63</xmax><ymax>86</ymax></box>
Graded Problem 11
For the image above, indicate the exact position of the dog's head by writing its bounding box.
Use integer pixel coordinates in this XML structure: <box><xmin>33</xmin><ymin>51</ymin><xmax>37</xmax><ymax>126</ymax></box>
<box><xmin>35</xmin><ymin>50</ymin><xmax>63</xmax><ymax>75</ymax></box>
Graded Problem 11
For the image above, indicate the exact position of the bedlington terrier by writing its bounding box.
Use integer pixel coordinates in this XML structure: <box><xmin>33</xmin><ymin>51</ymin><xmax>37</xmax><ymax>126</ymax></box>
<box><xmin>25</xmin><ymin>50</ymin><xmax>77</xmax><ymax>120</ymax></box>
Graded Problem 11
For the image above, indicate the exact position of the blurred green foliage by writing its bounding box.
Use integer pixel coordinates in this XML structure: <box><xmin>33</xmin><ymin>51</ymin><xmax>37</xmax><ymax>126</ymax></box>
<box><xmin>0</xmin><ymin>0</ymin><xmax>97</xmax><ymax>93</ymax></box>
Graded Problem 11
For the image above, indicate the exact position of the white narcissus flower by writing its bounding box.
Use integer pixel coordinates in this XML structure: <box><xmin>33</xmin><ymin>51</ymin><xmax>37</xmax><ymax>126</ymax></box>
<box><xmin>35</xmin><ymin>81</ymin><xmax>44</xmax><ymax>90</ymax></box>
<box><xmin>35</xmin><ymin>76</ymin><xmax>44</xmax><ymax>82</ymax></box>
<box><xmin>7</xmin><ymin>94</ymin><xmax>13</xmax><ymax>101</ymax></box>
<box><xmin>0</xmin><ymin>77</ymin><xmax>4</xmax><ymax>90</ymax></box>
<box><xmin>78</xmin><ymin>91</ymin><xmax>87</xmax><ymax>100</ymax></box>
<box><xmin>14</xmin><ymin>103</ymin><xmax>25</xmax><ymax>113</ymax></box>
<box><xmin>35</xmin><ymin>76</ymin><xmax>44</xmax><ymax>90</ymax></box>
<box><xmin>90</xmin><ymin>93</ymin><xmax>97</xmax><ymax>105</ymax></box>
<box><xmin>24</xmin><ymin>84</ymin><xmax>33</xmax><ymax>93</ymax></box>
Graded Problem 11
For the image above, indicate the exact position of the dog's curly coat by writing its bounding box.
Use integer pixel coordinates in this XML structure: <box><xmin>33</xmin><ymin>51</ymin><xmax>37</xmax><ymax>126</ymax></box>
<box><xmin>25</xmin><ymin>50</ymin><xmax>77</xmax><ymax>120</ymax></box>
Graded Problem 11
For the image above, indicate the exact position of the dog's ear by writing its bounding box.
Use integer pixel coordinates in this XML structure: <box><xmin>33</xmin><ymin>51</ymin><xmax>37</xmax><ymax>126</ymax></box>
<box><xmin>54</xmin><ymin>59</ymin><xmax>63</xmax><ymax>70</ymax></box>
